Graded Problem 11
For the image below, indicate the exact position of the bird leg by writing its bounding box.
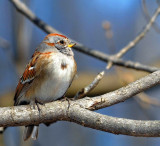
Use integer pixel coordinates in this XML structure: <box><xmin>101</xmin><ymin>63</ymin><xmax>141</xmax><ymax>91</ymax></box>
<box><xmin>60</xmin><ymin>96</ymin><xmax>72</xmax><ymax>111</ymax></box>
<box><xmin>30</xmin><ymin>100</ymin><xmax>42</xmax><ymax>114</ymax></box>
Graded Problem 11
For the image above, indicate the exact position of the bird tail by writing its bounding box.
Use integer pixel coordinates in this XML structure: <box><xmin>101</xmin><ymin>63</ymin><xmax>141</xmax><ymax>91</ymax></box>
<box><xmin>23</xmin><ymin>125</ymin><xmax>39</xmax><ymax>141</ymax></box>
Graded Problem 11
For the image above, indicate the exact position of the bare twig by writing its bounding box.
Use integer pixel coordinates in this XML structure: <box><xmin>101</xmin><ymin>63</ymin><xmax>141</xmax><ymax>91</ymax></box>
<box><xmin>74</xmin><ymin>48</ymin><xmax>160</xmax><ymax>73</ymax></box>
<box><xmin>116</xmin><ymin>5</ymin><xmax>160</xmax><ymax>58</ymax></box>
<box><xmin>9</xmin><ymin>0</ymin><xmax>160</xmax><ymax>73</ymax></box>
<box><xmin>9</xmin><ymin>0</ymin><xmax>59</xmax><ymax>34</ymax></box>
<box><xmin>75</xmin><ymin>21</ymin><xmax>115</xmax><ymax>99</ymax></box>
<box><xmin>106</xmin><ymin>5</ymin><xmax>160</xmax><ymax>70</ymax></box>
<box><xmin>75</xmin><ymin>21</ymin><xmax>117</xmax><ymax>99</ymax></box>
<box><xmin>74</xmin><ymin>71</ymin><xmax>104</xmax><ymax>99</ymax></box>
<box><xmin>142</xmin><ymin>0</ymin><xmax>160</xmax><ymax>33</ymax></box>
<box><xmin>75</xmin><ymin>70</ymin><xmax>160</xmax><ymax>111</ymax></box>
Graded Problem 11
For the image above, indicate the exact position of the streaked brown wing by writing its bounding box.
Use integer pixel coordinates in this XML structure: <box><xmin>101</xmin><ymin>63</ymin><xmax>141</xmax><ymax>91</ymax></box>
<box><xmin>14</xmin><ymin>52</ymin><xmax>40</xmax><ymax>105</ymax></box>
<box><xmin>14</xmin><ymin>51</ymin><xmax>53</xmax><ymax>105</ymax></box>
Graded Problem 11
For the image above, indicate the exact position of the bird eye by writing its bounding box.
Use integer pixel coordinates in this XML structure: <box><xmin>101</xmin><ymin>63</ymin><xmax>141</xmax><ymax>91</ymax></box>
<box><xmin>59</xmin><ymin>40</ymin><xmax>65</xmax><ymax>45</ymax></box>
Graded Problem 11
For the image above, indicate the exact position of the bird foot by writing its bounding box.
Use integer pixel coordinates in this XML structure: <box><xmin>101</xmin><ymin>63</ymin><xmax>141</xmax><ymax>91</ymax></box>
<box><xmin>30</xmin><ymin>100</ymin><xmax>43</xmax><ymax>114</ymax></box>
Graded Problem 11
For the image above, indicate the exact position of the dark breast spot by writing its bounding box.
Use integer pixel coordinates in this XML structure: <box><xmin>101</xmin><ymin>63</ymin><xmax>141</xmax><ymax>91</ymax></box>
<box><xmin>61</xmin><ymin>62</ymin><xmax>68</xmax><ymax>70</ymax></box>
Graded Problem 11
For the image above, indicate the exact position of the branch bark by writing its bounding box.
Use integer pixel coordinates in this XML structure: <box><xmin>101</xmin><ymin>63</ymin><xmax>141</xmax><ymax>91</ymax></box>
<box><xmin>74</xmin><ymin>71</ymin><xmax>105</xmax><ymax>99</ymax></box>
<box><xmin>0</xmin><ymin>70</ymin><xmax>160</xmax><ymax>137</ymax></box>
<box><xmin>75</xmin><ymin>70</ymin><xmax>160</xmax><ymax>110</ymax></box>
<box><xmin>1</xmin><ymin>97</ymin><xmax>160</xmax><ymax>137</ymax></box>
<box><xmin>9</xmin><ymin>0</ymin><xmax>160</xmax><ymax>73</ymax></box>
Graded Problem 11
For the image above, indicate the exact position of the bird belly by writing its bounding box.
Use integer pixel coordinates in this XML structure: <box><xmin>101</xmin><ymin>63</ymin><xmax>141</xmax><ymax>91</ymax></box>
<box><xmin>35</xmin><ymin>77</ymin><xmax>69</xmax><ymax>103</ymax></box>
<box><xmin>35</xmin><ymin>55</ymin><xmax>74</xmax><ymax>103</ymax></box>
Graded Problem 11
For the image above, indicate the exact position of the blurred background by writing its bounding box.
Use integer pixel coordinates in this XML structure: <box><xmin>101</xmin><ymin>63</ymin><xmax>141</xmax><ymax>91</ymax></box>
<box><xmin>0</xmin><ymin>0</ymin><xmax>160</xmax><ymax>146</ymax></box>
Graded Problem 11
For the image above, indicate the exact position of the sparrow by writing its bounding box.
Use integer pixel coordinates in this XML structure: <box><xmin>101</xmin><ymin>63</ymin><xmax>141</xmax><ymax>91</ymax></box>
<box><xmin>14</xmin><ymin>33</ymin><xmax>77</xmax><ymax>141</ymax></box>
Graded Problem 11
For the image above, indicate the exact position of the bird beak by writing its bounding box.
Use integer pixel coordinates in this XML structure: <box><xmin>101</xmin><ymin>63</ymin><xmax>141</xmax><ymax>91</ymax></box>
<box><xmin>68</xmin><ymin>42</ymin><xmax>76</xmax><ymax>48</ymax></box>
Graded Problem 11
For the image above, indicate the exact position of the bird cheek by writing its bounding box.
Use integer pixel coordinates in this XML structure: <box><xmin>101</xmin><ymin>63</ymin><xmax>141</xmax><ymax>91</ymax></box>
<box><xmin>55</xmin><ymin>44</ymin><xmax>61</xmax><ymax>48</ymax></box>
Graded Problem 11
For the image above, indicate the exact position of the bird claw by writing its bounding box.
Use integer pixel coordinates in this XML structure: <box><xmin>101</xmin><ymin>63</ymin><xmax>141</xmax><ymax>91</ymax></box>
<box><xmin>36</xmin><ymin>102</ymin><xmax>41</xmax><ymax>113</ymax></box>
<box><xmin>30</xmin><ymin>100</ymin><xmax>43</xmax><ymax>114</ymax></box>
<box><xmin>61</xmin><ymin>96</ymin><xmax>69</xmax><ymax>102</ymax></box>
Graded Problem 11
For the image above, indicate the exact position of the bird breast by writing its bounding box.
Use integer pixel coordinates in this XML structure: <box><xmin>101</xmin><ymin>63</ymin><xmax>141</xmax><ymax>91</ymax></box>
<box><xmin>35</xmin><ymin>53</ymin><xmax>76</xmax><ymax>103</ymax></box>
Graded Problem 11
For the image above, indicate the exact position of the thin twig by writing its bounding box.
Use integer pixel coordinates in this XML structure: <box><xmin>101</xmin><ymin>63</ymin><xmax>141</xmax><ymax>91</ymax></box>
<box><xmin>78</xmin><ymin>70</ymin><xmax>160</xmax><ymax>110</ymax></box>
<box><xmin>10</xmin><ymin>0</ymin><xmax>59</xmax><ymax>34</ymax></box>
<box><xmin>116</xmin><ymin>5</ymin><xmax>160</xmax><ymax>58</ymax></box>
<box><xmin>75</xmin><ymin>22</ymin><xmax>115</xmax><ymax>99</ymax></box>
<box><xmin>75</xmin><ymin>21</ymin><xmax>115</xmax><ymax>99</ymax></box>
<box><xmin>106</xmin><ymin>5</ymin><xmax>160</xmax><ymax>69</ymax></box>
<box><xmin>74</xmin><ymin>71</ymin><xmax>105</xmax><ymax>99</ymax></box>
<box><xmin>9</xmin><ymin>0</ymin><xmax>160</xmax><ymax>73</ymax></box>
<box><xmin>142</xmin><ymin>0</ymin><xmax>160</xmax><ymax>33</ymax></box>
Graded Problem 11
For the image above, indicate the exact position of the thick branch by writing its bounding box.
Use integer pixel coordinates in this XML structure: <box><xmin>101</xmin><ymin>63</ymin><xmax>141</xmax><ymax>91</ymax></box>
<box><xmin>9</xmin><ymin>0</ymin><xmax>160</xmax><ymax>73</ymax></box>
<box><xmin>0</xmin><ymin>102</ymin><xmax>67</xmax><ymax>127</ymax></box>
<box><xmin>1</xmin><ymin>100</ymin><xmax>160</xmax><ymax>137</ymax></box>
<box><xmin>0</xmin><ymin>70</ymin><xmax>160</xmax><ymax>137</ymax></box>
<box><xmin>75</xmin><ymin>70</ymin><xmax>160</xmax><ymax>110</ymax></box>
<box><xmin>68</xmin><ymin>106</ymin><xmax>160</xmax><ymax>137</ymax></box>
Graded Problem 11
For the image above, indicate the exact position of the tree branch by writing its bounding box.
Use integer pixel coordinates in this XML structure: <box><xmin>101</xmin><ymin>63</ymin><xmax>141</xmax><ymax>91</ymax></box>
<box><xmin>116</xmin><ymin>5</ymin><xmax>160</xmax><ymax>58</ymax></box>
<box><xmin>106</xmin><ymin>5</ymin><xmax>160</xmax><ymax>69</ymax></box>
<box><xmin>76</xmin><ymin>70</ymin><xmax>160</xmax><ymax>110</ymax></box>
<box><xmin>142</xmin><ymin>0</ymin><xmax>160</xmax><ymax>33</ymax></box>
<box><xmin>1</xmin><ymin>96</ymin><xmax>160</xmax><ymax>137</ymax></box>
<box><xmin>74</xmin><ymin>71</ymin><xmax>104</xmax><ymax>99</ymax></box>
<box><xmin>9</xmin><ymin>0</ymin><xmax>160</xmax><ymax>73</ymax></box>
<box><xmin>0</xmin><ymin>70</ymin><xmax>160</xmax><ymax>137</ymax></box>
<box><xmin>68</xmin><ymin>106</ymin><xmax>160</xmax><ymax>137</ymax></box>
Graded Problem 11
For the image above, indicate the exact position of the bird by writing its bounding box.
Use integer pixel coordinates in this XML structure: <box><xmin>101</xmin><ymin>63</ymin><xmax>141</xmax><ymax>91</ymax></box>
<box><xmin>14</xmin><ymin>33</ymin><xmax>77</xmax><ymax>141</ymax></box>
